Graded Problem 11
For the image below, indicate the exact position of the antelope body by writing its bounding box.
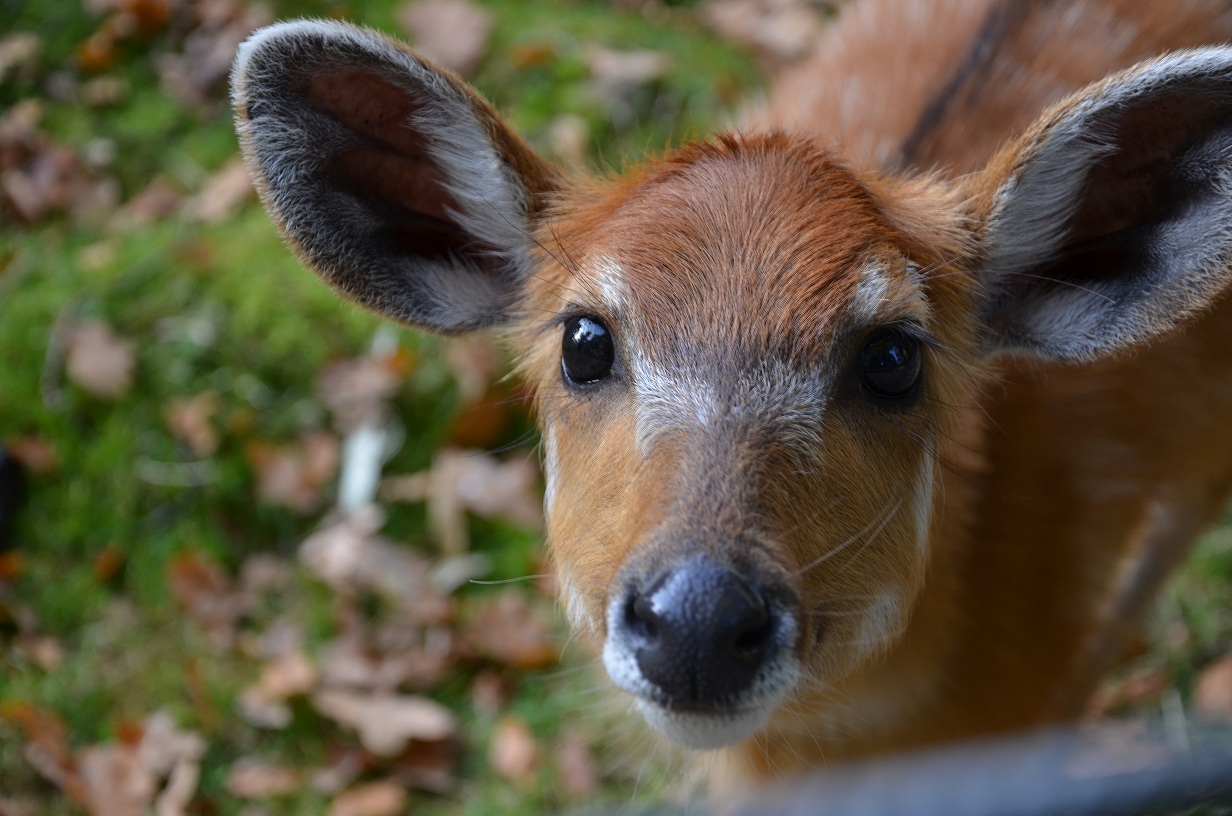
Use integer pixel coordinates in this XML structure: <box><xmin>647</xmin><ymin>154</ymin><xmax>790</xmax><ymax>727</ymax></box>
<box><xmin>232</xmin><ymin>0</ymin><xmax>1232</xmax><ymax>792</ymax></box>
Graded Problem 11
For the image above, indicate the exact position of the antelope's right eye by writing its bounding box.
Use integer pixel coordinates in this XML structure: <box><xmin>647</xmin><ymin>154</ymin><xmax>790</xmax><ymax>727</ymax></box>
<box><xmin>562</xmin><ymin>316</ymin><xmax>615</xmax><ymax>385</ymax></box>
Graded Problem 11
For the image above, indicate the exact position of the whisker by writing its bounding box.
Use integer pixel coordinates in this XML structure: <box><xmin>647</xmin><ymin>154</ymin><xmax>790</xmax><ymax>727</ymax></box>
<box><xmin>468</xmin><ymin>573</ymin><xmax>551</xmax><ymax>585</ymax></box>
<box><xmin>793</xmin><ymin>498</ymin><xmax>903</xmax><ymax>578</ymax></box>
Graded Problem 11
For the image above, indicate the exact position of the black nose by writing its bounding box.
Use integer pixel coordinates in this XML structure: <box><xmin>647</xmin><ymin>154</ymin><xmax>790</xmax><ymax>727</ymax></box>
<box><xmin>620</xmin><ymin>557</ymin><xmax>776</xmax><ymax>708</ymax></box>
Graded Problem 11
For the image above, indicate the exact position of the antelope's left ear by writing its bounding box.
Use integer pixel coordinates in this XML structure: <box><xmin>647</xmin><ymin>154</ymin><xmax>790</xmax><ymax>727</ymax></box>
<box><xmin>966</xmin><ymin>48</ymin><xmax>1232</xmax><ymax>361</ymax></box>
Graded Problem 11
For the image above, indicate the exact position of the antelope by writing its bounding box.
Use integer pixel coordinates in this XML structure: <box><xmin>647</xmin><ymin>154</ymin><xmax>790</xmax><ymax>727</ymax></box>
<box><xmin>231</xmin><ymin>0</ymin><xmax>1232</xmax><ymax>792</ymax></box>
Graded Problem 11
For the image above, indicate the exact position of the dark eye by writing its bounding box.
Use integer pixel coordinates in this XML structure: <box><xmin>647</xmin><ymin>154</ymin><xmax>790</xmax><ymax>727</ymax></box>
<box><xmin>860</xmin><ymin>330</ymin><xmax>922</xmax><ymax>399</ymax></box>
<box><xmin>562</xmin><ymin>316</ymin><xmax>615</xmax><ymax>385</ymax></box>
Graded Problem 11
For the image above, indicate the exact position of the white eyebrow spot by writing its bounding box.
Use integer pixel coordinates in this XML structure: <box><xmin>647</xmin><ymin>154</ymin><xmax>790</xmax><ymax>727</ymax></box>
<box><xmin>851</xmin><ymin>259</ymin><xmax>891</xmax><ymax>322</ymax></box>
<box><xmin>851</xmin><ymin>259</ymin><xmax>932</xmax><ymax>325</ymax></box>
<box><xmin>590</xmin><ymin>255</ymin><xmax>630</xmax><ymax>313</ymax></box>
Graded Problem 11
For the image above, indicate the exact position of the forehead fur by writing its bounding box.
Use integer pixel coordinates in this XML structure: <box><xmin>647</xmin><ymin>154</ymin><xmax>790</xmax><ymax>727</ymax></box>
<box><xmin>588</xmin><ymin>134</ymin><xmax>903</xmax><ymax>356</ymax></box>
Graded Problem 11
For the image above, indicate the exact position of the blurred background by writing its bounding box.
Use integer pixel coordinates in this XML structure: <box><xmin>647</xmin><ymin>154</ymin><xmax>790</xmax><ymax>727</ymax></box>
<box><xmin>0</xmin><ymin>0</ymin><xmax>1230</xmax><ymax>813</ymax></box>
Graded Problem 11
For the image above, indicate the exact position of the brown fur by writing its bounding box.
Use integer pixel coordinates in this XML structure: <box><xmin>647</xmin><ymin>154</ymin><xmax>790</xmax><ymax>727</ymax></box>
<box><xmin>516</xmin><ymin>0</ymin><xmax>1232</xmax><ymax>785</ymax></box>
<box><xmin>765</xmin><ymin>0</ymin><xmax>1232</xmax><ymax>172</ymax></box>
<box><xmin>232</xmin><ymin>0</ymin><xmax>1232</xmax><ymax>796</ymax></box>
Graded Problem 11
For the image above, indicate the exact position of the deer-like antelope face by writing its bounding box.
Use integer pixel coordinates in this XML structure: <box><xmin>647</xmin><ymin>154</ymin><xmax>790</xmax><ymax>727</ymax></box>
<box><xmin>235</xmin><ymin>21</ymin><xmax>1232</xmax><ymax>750</ymax></box>
<box><xmin>516</xmin><ymin>140</ymin><xmax>973</xmax><ymax>747</ymax></box>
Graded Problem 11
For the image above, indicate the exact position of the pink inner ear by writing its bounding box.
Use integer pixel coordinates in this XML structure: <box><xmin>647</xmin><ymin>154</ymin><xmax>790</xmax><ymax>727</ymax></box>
<box><xmin>307</xmin><ymin>69</ymin><xmax>462</xmax><ymax>230</ymax></box>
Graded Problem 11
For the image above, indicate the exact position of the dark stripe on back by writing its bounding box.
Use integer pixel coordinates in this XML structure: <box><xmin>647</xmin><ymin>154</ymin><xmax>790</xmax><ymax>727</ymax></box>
<box><xmin>896</xmin><ymin>0</ymin><xmax>1038</xmax><ymax>171</ymax></box>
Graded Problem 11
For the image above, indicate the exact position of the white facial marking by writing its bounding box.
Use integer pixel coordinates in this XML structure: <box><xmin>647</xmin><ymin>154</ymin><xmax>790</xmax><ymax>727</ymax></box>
<box><xmin>542</xmin><ymin>424</ymin><xmax>558</xmax><ymax>517</ymax></box>
<box><xmin>589</xmin><ymin>255</ymin><xmax>631</xmax><ymax>314</ymax></box>
<box><xmin>557</xmin><ymin>569</ymin><xmax>593</xmax><ymax>634</ymax></box>
<box><xmin>850</xmin><ymin>258</ymin><xmax>933</xmax><ymax>328</ymax></box>
<box><xmin>636</xmin><ymin>699</ymin><xmax>776</xmax><ymax>750</ymax></box>
<box><xmin>851</xmin><ymin>259</ymin><xmax>891</xmax><ymax>322</ymax></box>
<box><xmin>631</xmin><ymin>357</ymin><xmax>826</xmax><ymax>455</ymax></box>
<box><xmin>856</xmin><ymin>590</ymin><xmax>904</xmax><ymax>658</ymax></box>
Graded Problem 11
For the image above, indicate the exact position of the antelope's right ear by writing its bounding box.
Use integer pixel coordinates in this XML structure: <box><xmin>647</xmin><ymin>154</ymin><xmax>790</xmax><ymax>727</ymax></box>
<box><xmin>231</xmin><ymin>20</ymin><xmax>562</xmax><ymax>333</ymax></box>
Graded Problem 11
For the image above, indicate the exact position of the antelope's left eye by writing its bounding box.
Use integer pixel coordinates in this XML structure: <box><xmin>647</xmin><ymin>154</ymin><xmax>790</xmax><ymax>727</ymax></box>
<box><xmin>860</xmin><ymin>330</ymin><xmax>922</xmax><ymax>399</ymax></box>
<box><xmin>562</xmin><ymin>316</ymin><xmax>614</xmax><ymax>385</ymax></box>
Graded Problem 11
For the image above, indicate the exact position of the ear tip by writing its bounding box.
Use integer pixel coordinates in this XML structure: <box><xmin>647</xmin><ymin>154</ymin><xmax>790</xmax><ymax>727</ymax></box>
<box><xmin>232</xmin><ymin>18</ymin><xmax>384</xmax><ymax>85</ymax></box>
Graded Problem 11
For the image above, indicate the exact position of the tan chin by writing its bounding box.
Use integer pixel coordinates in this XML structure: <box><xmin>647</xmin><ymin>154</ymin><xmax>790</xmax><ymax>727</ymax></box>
<box><xmin>636</xmin><ymin>698</ymin><xmax>773</xmax><ymax>750</ymax></box>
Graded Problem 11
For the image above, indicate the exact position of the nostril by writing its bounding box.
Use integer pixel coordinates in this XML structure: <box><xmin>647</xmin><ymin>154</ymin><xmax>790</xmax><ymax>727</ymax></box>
<box><xmin>626</xmin><ymin>591</ymin><xmax>659</xmax><ymax>643</ymax></box>
<box><xmin>732</xmin><ymin>605</ymin><xmax>772</xmax><ymax>660</ymax></box>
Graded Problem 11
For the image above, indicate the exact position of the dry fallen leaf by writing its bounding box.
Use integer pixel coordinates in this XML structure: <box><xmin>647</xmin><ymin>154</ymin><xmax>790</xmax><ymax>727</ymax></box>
<box><xmin>309</xmin><ymin>749</ymin><xmax>365</xmax><ymax>796</ymax></box>
<box><xmin>398</xmin><ymin>0</ymin><xmax>493</xmax><ymax>76</ymax></box>
<box><xmin>167</xmin><ymin>550</ymin><xmax>244</xmax><ymax>647</ymax></box>
<box><xmin>312</xmin><ymin>690</ymin><xmax>457</xmax><ymax>757</ymax></box>
<box><xmin>316</xmin><ymin>353</ymin><xmax>405</xmax><ymax>433</ymax></box>
<box><xmin>226</xmin><ymin>758</ymin><xmax>301</xmax><ymax>799</ymax></box>
<box><xmin>445</xmin><ymin>390</ymin><xmax>518</xmax><ymax>450</ymax></box>
<box><xmin>0</xmin><ymin>33</ymin><xmax>41</xmax><ymax>84</ymax></box>
<box><xmin>156</xmin><ymin>3</ymin><xmax>270</xmax><ymax>111</ymax></box>
<box><xmin>317</xmin><ymin>628</ymin><xmax>447</xmax><ymax>694</ymax></box>
<box><xmin>93</xmin><ymin>544</ymin><xmax>125</xmax><ymax>584</ymax></box>
<box><xmin>299</xmin><ymin>509</ymin><xmax>450</xmax><ymax>622</ymax></box>
<box><xmin>108</xmin><ymin>179</ymin><xmax>182</xmax><ymax>233</ymax></box>
<box><xmin>246</xmin><ymin>430</ymin><xmax>340</xmax><ymax>514</ymax></box>
<box><xmin>464</xmin><ymin>589</ymin><xmax>557</xmax><ymax>669</ymax></box>
<box><xmin>182</xmin><ymin>156</ymin><xmax>252</xmax><ymax>223</ymax></box>
<box><xmin>328</xmin><ymin>780</ymin><xmax>407</xmax><ymax>816</ymax></box>
<box><xmin>137</xmin><ymin>710</ymin><xmax>207</xmax><ymax>779</ymax></box>
<box><xmin>237</xmin><ymin>691</ymin><xmax>292</xmax><ymax>731</ymax></box>
<box><xmin>65</xmin><ymin>319</ymin><xmax>136</xmax><ymax>399</ymax></box>
<box><xmin>1194</xmin><ymin>654</ymin><xmax>1232</xmax><ymax>722</ymax></box>
<box><xmin>546</xmin><ymin>113</ymin><xmax>591</xmax><ymax>170</ymax></box>
<box><xmin>555</xmin><ymin>729</ymin><xmax>599</xmax><ymax>799</ymax></box>
<box><xmin>703</xmin><ymin>0</ymin><xmax>827</xmax><ymax>63</ymax></box>
<box><xmin>0</xmin><ymin>701</ymin><xmax>82</xmax><ymax>799</ymax></box>
<box><xmin>0</xmin><ymin>797</ymin><xmax>40</xmax><ymax>816</ymax></box>
<box><xmin>489</xmin><ymin>715</ymin><xmax>538</xmax><ymax>785</ymax></box>
<box><xmin>15</xmin><ymin>633</ymin><xmax>63</xmax><ymax>671</ymax></box>
<box><xmin>443</xmin><ymin>336</ymin><xmax>501</xmax><ymax>406</ymax></box>
<box><xmin>154</xmin><ymin>757</ymin><xmax>199</xmax><ymax>816</ymax></box>
<box><xmin>382</xmin><ymin>448</ymin><xmax>543</xmax><ymax>554</ymax></box>
<box><xmin>78</xmin><ymin>743</ymin><xmax>157</xmax><ymax>816</ymax></box>
<box><xmin>393</xmin><ymin>735</ymin><xmax>458</xmax><ymax>793</ymax></box>
<box><xmin>257</xmin><ymin>649</ymin><xmax>318</xmax><ymax>699</ymax></box>
<box><xmin>239</xmin><ymin>554</ymin><xmax>295</xmax><ymax>599</ymax></box>
<box><xmin>239</xmin><ymin>648</ymin><xmax>318</xmax><ymax>729</ymax></box>
<box><xmin>0</xmin><ymin>550</ymin><xmax>22</xmax><ymax>581</ymax></box>
<box><xmin>470</xmin><ymin>670</ymin><xmax>510</xmax><ymax>717</ymax></box>
<box><xmin>3</xmin><ymin>435</ymin><xmax>59</xmax><ymax>475</ymax></box>
<box><xmin>164</xmin><ymin>390</ymin><xmax>221</xmax><ymax>456</ymax></box>
<box><xmin>586</xmin><ymin>45</ymin><xmax>674</xmax><ymax>88</ymax></box>
<box><xmin>0</xmin><ymin>98</ymin><xmax>102</xmax><ymax>225</ymax></box>
<box><xmin>136</xmin><ymin>711</ymin><xmax>206</xmax><ymax>816</ymax></box>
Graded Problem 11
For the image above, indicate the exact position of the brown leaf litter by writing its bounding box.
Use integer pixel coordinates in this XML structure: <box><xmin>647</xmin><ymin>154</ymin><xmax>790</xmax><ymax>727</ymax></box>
<box><xmin>398</xmin><ymin>0</ymin><xmax>493</xmax><ymax>76</ymax></box>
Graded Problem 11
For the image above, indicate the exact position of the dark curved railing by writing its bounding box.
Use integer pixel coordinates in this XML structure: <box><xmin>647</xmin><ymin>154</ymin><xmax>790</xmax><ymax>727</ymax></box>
<box><xmin>601</xmin><ymin>722</ymin><xmax>1232</xmax><ymax>815</ymax></box>
<box><xmin>733</xmin><ymin>723</ymin><xmax>1232</xmax><ymax>816</ymax></box>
